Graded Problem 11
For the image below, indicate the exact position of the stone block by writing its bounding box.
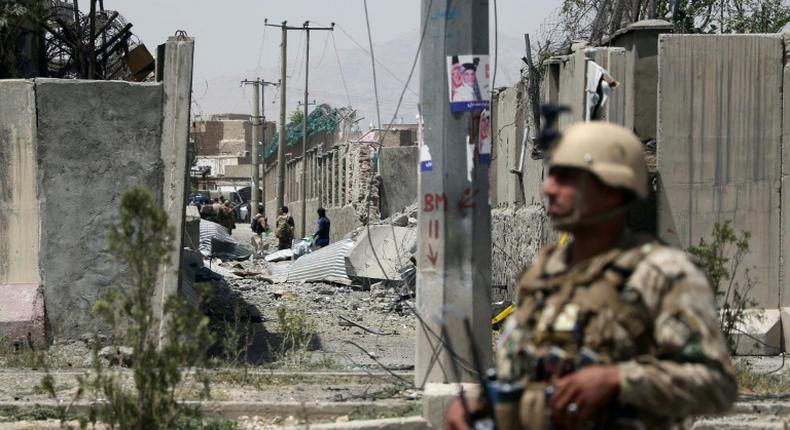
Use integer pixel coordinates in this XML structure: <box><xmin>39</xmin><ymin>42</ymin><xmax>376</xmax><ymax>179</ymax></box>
<box><xmin>0</xmin><ymin>283</ymin><xmax>46</xmax><ymax>347</ymax></box>
<box><xmin>732</xmin><ymin>308</ymin><xmax>782</xmax><ymax>355</ymax></box>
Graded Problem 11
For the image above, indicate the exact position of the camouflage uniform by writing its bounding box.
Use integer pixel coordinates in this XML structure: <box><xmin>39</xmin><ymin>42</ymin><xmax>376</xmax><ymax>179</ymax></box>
<box><xmin>495</xmin><ymin>231</ymin><xmax>737</xmax><ymax>429</ymax></box>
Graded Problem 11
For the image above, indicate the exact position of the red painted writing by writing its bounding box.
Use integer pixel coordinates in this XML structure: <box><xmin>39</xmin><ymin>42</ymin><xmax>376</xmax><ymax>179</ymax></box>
<box><xmin>423</xmin><ymin>193</ymin><xmax>448</xmax><ymax>212</ymax></box>
<box><xmin>428</xmin><ymin>219</ymin><xmax>440</xmax><ymax>239</ymax></box>
<box><xmin>427</xmin><ymin>244</ymin><xmax>439</xmax><ymax>266</ymax></box>
<box><xmin>458</xmin><ymin>188</ymin><xmax>479</xmax><ymax>211</ymax></box>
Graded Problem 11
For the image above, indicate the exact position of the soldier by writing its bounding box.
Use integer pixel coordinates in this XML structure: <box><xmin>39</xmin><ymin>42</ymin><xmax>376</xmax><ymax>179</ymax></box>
<box><xmin>446</xmin><ymin>122</ymin><xmax>736</xmax><ymax>429</ymax></box>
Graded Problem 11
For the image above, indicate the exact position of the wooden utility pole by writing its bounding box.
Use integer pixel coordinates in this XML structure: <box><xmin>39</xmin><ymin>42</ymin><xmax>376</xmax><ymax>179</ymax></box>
<box><xmin>266</xmin><ymin>19</ymin><xmax>333</xmax><ymax>232</ymax></box>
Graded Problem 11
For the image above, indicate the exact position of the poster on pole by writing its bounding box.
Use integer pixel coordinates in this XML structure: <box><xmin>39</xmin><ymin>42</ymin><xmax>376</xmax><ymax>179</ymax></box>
<box><xmin>478</xmin><ymin>109</ymin><xmax>491</xmax><ymax>164</ymax></box>
<box><xmin>447</xmin><ymin>54</ymin><xmax>490</xmax><ymax>113</ymax></box>
<box><xmin>418</xmin><ymin>114</ymin><xmax>433</xmax><ymax>172</ymax></box>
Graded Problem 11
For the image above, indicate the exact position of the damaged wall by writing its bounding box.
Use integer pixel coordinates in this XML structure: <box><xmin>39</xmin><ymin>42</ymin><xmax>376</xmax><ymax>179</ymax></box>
<box><xmin>379</xmin><ymin>146</ymin><xmax>418</xmax><ymax>218</ymax></box>
<box><xmin>0</xmin><ymin>38</ymin><xmax>193</xmax><ymax>342</ymax></box>
<box><xmin>36</xmin><ymin>79</ymin><xmax>165</xmax><ymax>338</ymax></box>
<box><xmin>262</xmin><ymin>141</ymin><xmax>380</xmax><ymax>240</ymax></box>
<box><xmin>490</xmin><ymin>81</ymin><xmax>553</xmax><ymax>290</ymax></box>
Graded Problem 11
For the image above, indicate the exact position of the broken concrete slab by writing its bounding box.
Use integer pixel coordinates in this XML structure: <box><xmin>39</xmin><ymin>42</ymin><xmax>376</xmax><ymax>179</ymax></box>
<box><xmin>733</xmin><ymin>308</ymin><xmax>782</xmax><ymax>355</ymax></box>
<box><xmin>347</xmin><ymin>226</ymin><xmax>416</xmax><ymax>281</ymax></box>
<box><xmin>0</xmin><ymin>283</ymin><xmax>46</xmax><ymax>347</ymax></box>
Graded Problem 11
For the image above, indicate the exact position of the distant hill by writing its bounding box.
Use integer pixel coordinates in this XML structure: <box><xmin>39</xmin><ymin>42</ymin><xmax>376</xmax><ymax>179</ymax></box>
<box><xmin>192</xmin><ymin>31</ymin><xmax>528</xmax><ymax>127</ymax></box>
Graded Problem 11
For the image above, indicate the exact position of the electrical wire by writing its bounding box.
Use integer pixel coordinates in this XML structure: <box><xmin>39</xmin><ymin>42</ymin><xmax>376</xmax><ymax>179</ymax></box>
<box><xmin>291</xmin><ymin>30</ymin><xmax>305</xmax><ymax>81</ymax></box>
<box><xmin>330</xmin><ymin>32</ymin><xmax>353</xmax><ymax>107</ymax></box>
<box><xmin>363</xmin><ymin>0</ymin><xmax>382</xmax><ymax>130</ymax></box>
<box><xmin>334</xmin><ymin>23</ymin><xmax>419</xmax><ymax>97</ymax></box>
<box><xmin>312</xmin><ymin>30</ymin><xmax>331</xmax><ymax>71</ymax></box>
<box><xmin>256</xmin><ymin>25</ymin><xmax>267</xmax><ymax>69</ymax></box>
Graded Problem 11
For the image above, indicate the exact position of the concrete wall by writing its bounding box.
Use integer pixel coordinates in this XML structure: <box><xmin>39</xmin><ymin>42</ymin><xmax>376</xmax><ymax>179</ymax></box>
<box><xmin>0</xmin><ymin>38</ymin><xmax>192</xmax><ymax>341</ymax></box>
<box><xmin>35</xmin><ymin>79</ymin><xmax>165</xmax><ymax>338</ymax></box>
<box><xmin>261</xmin><ymin>142</ymin><xmax>376</xmax><ymax>242</ymax></box>
<box><xmin>0</xmin><ymin>81</ymin><xmax>39</xmax><ymax>285</ymax></box>
<box><xmin>606</xmin><ymin>20</ymin><xmax>672</xmax><ymax>139</ymax></box>
<box><xmin>656</xmin><ymin>34</ymin><xmax>784</xmax><ymax>309</ymax></box>
<box><xmin>379</xmin><ymin>146</ymin><xmax>418</xmax><ymax>218</ymax></box>
<box><xmin>489</xmin><ymin>78</ymin><xmax>554</xmax><ymax>293</ymax></box>
<box><xmin>490</xmin><ymin>205</ymin><xmax>554</xmax><ymax>290</ymax></box>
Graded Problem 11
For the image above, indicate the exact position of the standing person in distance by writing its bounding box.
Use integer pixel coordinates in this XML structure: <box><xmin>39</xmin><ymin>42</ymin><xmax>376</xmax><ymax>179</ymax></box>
<box><xmin>313</xmin><ymin>207</ymin><xmax>331</xmax><ymax>248</ymax></box>
<box><xmin>275</xmin><ymin>206</ymin><xmax>295</xmax><ymax>250</ymax></box>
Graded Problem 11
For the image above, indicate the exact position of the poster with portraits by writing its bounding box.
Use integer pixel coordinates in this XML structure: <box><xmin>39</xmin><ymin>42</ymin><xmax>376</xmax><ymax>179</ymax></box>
<box><xmin>447</xmin><ymin>54</ymin><xmax>490</xmax><ymax>113</ymax></box>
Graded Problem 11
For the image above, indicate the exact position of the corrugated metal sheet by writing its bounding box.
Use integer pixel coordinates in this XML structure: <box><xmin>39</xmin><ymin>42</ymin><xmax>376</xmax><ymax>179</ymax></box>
<box><xmin>286</xmin><ymin>239</ymin><xmax>355</xmax><ymax>283</ymax></box>
<box><xmin>199</xmin><ymin>219</ymin><xmax>232</xmax><ymax>254</ymax></box>
<box><xmin>199</xmin><ymin>219</ymin><xmax>251</xmax><ymax>260</ymax></box>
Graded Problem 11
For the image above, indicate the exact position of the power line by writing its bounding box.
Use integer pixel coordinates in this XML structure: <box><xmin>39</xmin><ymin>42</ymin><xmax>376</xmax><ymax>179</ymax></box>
<box><xmin>312</xmin><ymin>31</ymin><xmax>331</xmax><ymax>70</ymax></box>
<box><xmin>363</xmin><ymin>0</ymin><xmax>382</xmax><ymax>130</ymax></box>
<box><xmin>291</xmin><ymin>30</ymin><xmax>305</xmax><ymax>80</ymax></box>
<box><xmin>331</xmin><ymin>32</ymin><xmax>353</xmax><ymax>107</ymax></box>
<box><xmin>334</xmin><ymin>23</ymin><xmax>419</xmax><ymax>97</ymax></box>
<box><xmin>256</xmin><ymin>25</ymin><xmax>267</xmax><ymax>69</ymax></box>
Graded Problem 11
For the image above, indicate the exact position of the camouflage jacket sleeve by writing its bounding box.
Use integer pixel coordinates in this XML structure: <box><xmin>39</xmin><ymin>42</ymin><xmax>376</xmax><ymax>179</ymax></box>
<box><xmin>615</xmin><ymin>247</ymin><xmax>738</xmax><ymax>416</ymax></box>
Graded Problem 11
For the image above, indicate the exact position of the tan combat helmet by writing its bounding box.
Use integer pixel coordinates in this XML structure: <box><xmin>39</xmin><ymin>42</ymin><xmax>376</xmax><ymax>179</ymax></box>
<box><xmin>547</xmin><ymin>121</ymin><xmax>647</xmax><ymax>229</ymax></box>
<box><xmin>549</xmin><ymin>121</ymin><xmax>647</xmax><ymax>199</ymax></box>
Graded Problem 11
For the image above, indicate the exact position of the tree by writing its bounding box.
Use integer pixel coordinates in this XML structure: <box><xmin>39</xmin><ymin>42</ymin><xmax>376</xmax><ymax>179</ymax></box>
<box><xmin>0</xmin><ymin>0</ymin><xmax>46</xmax><ymax>78</ymax></box>
<box><xmin>288</xmin><ymin>109</ymin><xmax>304</xmax><ymax>125</ymax></box>
<box><xmin>536</xmin><ymin>0</ymin><xmax>790</xmax><ymax>56</ymax></box>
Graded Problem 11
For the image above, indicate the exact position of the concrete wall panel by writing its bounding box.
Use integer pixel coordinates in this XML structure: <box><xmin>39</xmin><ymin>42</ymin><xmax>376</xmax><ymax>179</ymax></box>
<box><xmin>657</xmin><ymin>34</ymin><xmax>784</xmax><ymax>308</ymax></box>
<box><xmin>0</xmin><ymin>80</ymin><xmax>39</xmax><ymax>284</ymax></box>
<box><xmin>490</xmin><ymin>205</ymin><xmax>554</xmax><ymax>291</ymax></box>
<box><xmin>782</xmin><ymin>36</ymin><xmax>790</xmax><ymax>308</ymax></box>
<box><xmin>379</xmin><ymin>146</ymin><xmax>418</xmax><ymax>218</ymax></box>
<box><xmin>605</xmin><ymin>48</ymin><xmax>628</xmax><ymax>126</ymax></box>
<box><xmin>35</xmin><ymin>79</ymin><xmax>164</xmax><ymax>338</ymax></box>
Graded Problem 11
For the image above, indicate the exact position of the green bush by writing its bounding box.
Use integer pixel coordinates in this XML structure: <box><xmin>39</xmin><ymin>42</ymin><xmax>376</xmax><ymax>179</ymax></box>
<box><xmin>687</xmin><ymin>220</ymin><xmax>755</xmax><ymax>354</ymax></box>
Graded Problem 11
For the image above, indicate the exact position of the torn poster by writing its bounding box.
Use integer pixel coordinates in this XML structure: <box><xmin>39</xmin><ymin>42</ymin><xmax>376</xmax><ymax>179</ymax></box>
<box><xmin>478</xmin><ymin>109</ymin><xmax>491</xmax><ymax>164</ymax></box>
<box><xmin>447</xmin><ymin>54</ymin><xmax>490</xmax><ymax>113</ymax></box>
<box><xmin>418</xmin><ymin>114</ymin><xmax>433</xmax><ymax>172</ymax></box>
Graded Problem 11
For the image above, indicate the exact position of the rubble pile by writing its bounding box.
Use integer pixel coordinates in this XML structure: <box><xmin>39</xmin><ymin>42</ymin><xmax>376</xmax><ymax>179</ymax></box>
<box><xmin>182</xmin><ymin>202</ymin><xmax>421</xmax><ymax>368</ymax></box>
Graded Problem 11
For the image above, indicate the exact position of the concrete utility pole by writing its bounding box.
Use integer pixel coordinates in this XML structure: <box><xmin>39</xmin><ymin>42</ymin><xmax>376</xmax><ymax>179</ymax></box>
<box><xmin>277</xmin><ymin>22</ymin><xmax>288</xmax><ymax>212</ymax></box>
<box><xmin>415</xmin><ymin>1</ymin><xmax>491</xmax><ymax>427</ymax></box>
<box><xmin>266</xmin><ymin>19</ymin><xmax>333</xmax><ymax>233</ymax></box>
<box><xmin>241</xmin><ymin>78</ymin><xmax>279</xmax><ymax>217</ymax></box>
<box><xmin>241</xmin><ymin>78</ymin><xmax>261</xmax><ymax>216</ymax></box>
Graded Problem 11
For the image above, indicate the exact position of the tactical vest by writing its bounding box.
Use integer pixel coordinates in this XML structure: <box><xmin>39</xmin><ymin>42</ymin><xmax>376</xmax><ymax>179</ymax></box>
<box><xmin>496</xmin><ymin>235</ymin><xmax>662</xmax><ymax>430</ymax></box>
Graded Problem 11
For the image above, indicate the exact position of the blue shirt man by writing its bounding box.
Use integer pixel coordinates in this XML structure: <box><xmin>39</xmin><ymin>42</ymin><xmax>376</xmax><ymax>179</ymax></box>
<box><xmin>314</xmin><ymin>207</ymin><xmax>331</xmax><ymax>248</ymax></box>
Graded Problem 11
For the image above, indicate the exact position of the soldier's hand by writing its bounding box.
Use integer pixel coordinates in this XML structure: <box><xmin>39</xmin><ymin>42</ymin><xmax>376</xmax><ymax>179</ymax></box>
<box><xmin>445</xmin><ymin>397</ymin><xmax>484</xmax><ymax>430</ymax></box>
<box><xmin>550</xmin><ymin>365</ymin><xmax>620</xmax><ymax>428</ymax></box>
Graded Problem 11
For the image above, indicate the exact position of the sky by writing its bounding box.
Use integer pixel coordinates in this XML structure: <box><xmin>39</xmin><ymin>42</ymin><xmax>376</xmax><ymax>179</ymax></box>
<box><xmin>113</xmin><ymin>1</ymin><xmax>563</xmax><ymax>123</ymax></box>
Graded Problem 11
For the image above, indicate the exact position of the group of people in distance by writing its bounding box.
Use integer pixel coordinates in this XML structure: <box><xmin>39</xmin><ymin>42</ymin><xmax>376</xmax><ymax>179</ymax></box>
<box><xmin>196</xmin><ymin>196</ymin><xmax>236</xmax><ymax>234</ymax></box>
<box><xmin>250</xmin><ymin>206</ymin><xmax>331</xmax><ymax>253</ymax></box>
